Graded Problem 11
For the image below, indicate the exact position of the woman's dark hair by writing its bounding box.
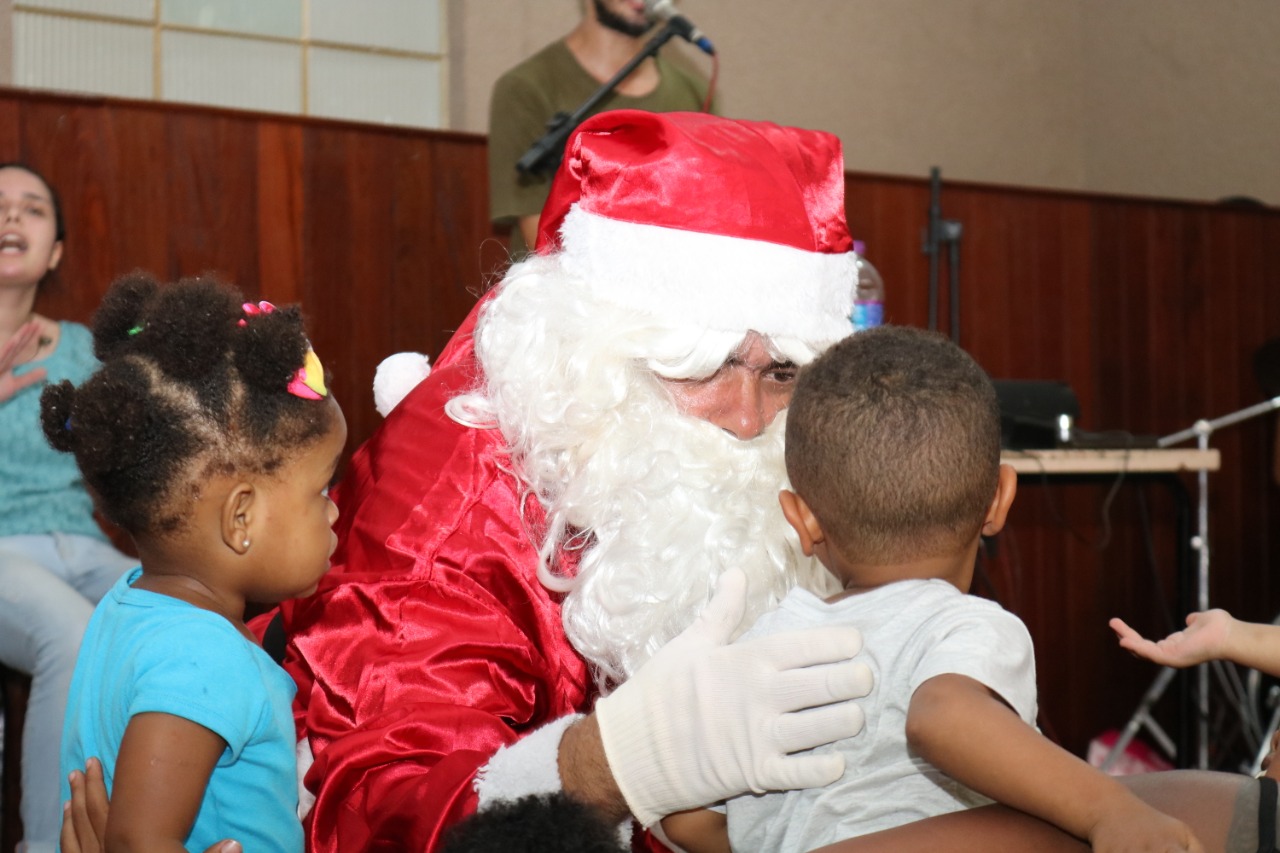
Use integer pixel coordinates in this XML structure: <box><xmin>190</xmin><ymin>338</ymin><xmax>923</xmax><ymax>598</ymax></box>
<box><xmin>0</xmin><ymin>161</ymin><xmax>66</xmax><ymax>241</ymax></box>
<box><xmin>39</xmin><ymin>273</ymin><xmax>333</xmax><ymax>535</ymax></box>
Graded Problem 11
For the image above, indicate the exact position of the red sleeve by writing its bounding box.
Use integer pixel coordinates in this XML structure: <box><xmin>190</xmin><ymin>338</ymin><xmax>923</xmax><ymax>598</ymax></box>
<box><xmin>278</xmin><ymin>325</ymin><xmax>591</xmax><ymax>852</ymax></box>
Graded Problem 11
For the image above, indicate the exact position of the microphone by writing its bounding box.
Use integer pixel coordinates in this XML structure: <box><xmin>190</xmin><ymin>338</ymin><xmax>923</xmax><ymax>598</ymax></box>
<box><xmin>645</xmin><ymin>0</ymin><xmax>715</xmax><ymax>55</ymax></box>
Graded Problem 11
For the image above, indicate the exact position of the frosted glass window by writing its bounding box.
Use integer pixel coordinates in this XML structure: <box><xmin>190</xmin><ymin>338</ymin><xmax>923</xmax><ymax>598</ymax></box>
<box><xmin>311</xmin><ymin>0</ymin><xmax>441</xmax><ymax>54</ymax></box>
<box><xmin>309</xmin><ymin>47</ymin><xmax>441</xmax><ymax>128</ymax></box>
<box><xmin>162</xmin><ymin>31</ymin><xmax>302</xmax><ymax>115</ymax></box>
<box><xmin>13</xmin><ymin>12</ymin><xmax>152</xmax><ymax>99</ymax></box>
<box><xmin>15</xmin><ymin>0</ymin><xmax>152</xmax><ymax>20</ymax></box>
<box><xmin>161</xmin><ymin>0</ymin><xmax>301</xmax><ymax>39</ymax></box>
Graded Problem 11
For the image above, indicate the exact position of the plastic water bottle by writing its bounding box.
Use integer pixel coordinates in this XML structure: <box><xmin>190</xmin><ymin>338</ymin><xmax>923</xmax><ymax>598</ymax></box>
<box><xmin>851</xmin><ymin>240</ymin><xmax>885</xmax><ymax>332</ymax></box>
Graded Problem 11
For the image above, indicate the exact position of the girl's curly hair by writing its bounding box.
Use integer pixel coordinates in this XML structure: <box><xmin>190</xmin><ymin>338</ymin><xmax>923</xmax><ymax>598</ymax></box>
<box><xmin>40</xmin><ymin>273</ymin><xmax>333</xmax><ymax>535</ymax></box>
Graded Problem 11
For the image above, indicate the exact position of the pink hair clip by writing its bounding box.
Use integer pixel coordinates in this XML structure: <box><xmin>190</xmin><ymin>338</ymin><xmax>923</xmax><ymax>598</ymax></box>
<box><xmin>237</xmin><ymin>300</ymin><xmax>275</xmax><ymax>327</ymax></box>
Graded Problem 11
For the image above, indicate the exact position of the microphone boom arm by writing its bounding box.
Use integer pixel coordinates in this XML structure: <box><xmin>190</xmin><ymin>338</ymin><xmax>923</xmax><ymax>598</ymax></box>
<box><xmin>517</xmin><ymin>21</ymin><xmax>683</xmax><ymax>177</ymax></box>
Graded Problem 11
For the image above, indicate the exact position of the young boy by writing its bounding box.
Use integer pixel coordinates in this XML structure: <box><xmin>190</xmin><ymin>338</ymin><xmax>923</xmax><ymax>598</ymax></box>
<box><xmin>662</xmin><ymin>326</ymin><xmax>1202</xmax><ymax>853</ymax></box>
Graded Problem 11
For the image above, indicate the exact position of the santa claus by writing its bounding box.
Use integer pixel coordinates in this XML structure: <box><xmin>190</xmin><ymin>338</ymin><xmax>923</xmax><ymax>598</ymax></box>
<box><xmin>276</xmin><ymin>109</ymin><xmax>874</xmax><ymax>850</ymax></box>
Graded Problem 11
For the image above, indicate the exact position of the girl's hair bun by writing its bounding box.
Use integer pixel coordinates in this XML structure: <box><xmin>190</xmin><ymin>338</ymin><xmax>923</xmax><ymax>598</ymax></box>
<box><xmin>143</xmin><ymin>278</ymin><xmax>243</xmax><ymax>383</ymax></box>
<box><xmin>91</xmin><ymin>272</ymin><xmax>160</xmax><ymax>361</ymax></box>
<box><xmin>39</xmin><ymin>380</ymin><xmax>77</xmax><ymax>452</ymax></box>
<box><xmin>234</xmin><ymin>303</ymin><xmax>309</xmax><ymax>394</ymax></box>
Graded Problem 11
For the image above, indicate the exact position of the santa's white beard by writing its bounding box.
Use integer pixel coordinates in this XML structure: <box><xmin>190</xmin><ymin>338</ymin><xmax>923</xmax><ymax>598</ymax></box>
<box><xmin>462</xmin><ymin>255</ymin><xmax>838</xmax><ymax>688</ymax></box>
<box><xmin>555</xmin><ymin>396</ymin><xmax>835</xmax><ymax>687</ymax></box>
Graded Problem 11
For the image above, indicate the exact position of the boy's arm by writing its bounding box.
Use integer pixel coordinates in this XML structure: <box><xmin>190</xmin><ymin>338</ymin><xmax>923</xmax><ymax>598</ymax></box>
<box><xmin>906</xmin><ymin>674</ymin><xmax>1201</xmax><ymax>852</ymax></box>
<box><xmin>660</xmin><ymin>807</ymin><xmax>731</xmax><ymax>853</ymax></box>
<box><xmin>108</xmin><ymin>712</ymin><xmax>224</xmax><ymax>853</ymax></box>
<box><xmin>1112</xmin><ymin>609</ymin><xmax>1280</xmax><ymax>676</ymax></box>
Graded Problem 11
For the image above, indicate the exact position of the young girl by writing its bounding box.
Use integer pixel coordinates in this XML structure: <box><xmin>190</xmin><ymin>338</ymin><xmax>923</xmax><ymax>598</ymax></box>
<box><xmin>1</xmin><ymin>161</ymin><xmax>137</xmax><ymax>853</ymax></box>
<box><xmin>43</xmin><ymin>274</ymin><xmax>345</xmax><ymax>853</ymax></box>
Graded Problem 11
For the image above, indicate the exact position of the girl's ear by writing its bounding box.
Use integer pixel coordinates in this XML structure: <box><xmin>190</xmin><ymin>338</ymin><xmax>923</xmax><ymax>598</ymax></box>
<box><xmin>220</xmin><ymin>482</ymin><xmax>256</xmax><ymax>554</ymax></box>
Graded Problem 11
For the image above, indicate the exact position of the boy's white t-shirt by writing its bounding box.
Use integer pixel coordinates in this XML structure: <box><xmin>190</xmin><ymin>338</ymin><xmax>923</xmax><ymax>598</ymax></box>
<box><xmin>724</xmin><ymin>578</ymin><xmax>1038</xmax><ymax>853</ymax></box>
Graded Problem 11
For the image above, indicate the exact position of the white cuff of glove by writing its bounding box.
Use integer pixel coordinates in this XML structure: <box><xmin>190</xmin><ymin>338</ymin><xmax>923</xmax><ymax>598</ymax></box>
<box><xmin>474</xmin><ymin>713</ymin><xmax>583</xmax><ymax>808</ymax></box>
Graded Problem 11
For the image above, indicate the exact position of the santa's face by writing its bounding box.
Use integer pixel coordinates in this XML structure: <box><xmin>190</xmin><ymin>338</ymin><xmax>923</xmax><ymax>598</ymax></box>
<box><xmin>657</xmin><ymin>332</ymin><xmax>797</xmax><ymax>440</ymax></box>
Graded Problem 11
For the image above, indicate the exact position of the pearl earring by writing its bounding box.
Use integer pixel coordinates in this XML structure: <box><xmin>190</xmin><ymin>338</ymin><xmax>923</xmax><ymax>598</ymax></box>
<box><xmin>242</xmin><ymin>538</ymin><xmax>251</xmax><ymax>549</ymax></box>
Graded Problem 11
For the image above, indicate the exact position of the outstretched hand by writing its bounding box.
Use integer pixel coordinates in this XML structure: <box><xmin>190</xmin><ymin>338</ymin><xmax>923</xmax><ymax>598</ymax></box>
<box><xmin>1261</xmin><ymin>728</ymin><xmax>1280</xmax><ymax>780</ymax></box>
<box><xmin>1109</xmin><ymin>610</ymin><xmax>1233</xmax><ymax>670</ymax></box>
<box><xmin>59</xmin><ymin>757</ymin><xmax>241</xmax><ymax>853</ymax></box>
<box><xmin>0</xmin><ymin>320</ymin><xmax>48</xmax><ymax>402</ymax></box>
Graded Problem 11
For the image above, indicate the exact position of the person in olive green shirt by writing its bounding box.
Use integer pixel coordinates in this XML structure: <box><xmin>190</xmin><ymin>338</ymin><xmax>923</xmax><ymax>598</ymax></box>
<box><xmin>488</xmin><ymin>0</ymin><xmax>713</xmax><ymax>256</ymax></box>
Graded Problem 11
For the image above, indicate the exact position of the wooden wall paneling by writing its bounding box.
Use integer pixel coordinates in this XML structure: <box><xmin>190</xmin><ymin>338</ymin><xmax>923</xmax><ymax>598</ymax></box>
<box><xmin>256</xmin><ymin>120</ymin><xmax>306</xmax><ymax>308</ymax></box>
<box><xmin>84</xmin><ymin>103</ymin><xmax>171</xmax><ymax>289</ymax></box>
<box><xmin>0</xmin><ymin>98</ymin><xmax>18</xmax><ymax>155</ymax></box>
<box><xmin>386</xmin><ymin>132</ymin><xmax>443</xmax><ymax>368</ymax></box>
<box><xmin>301</xmin><ymin>127</ymin><xmax>399</xmax><ymax>451</ymax></box>
<box><xmin>957</xmin><ymin>186</ymin><xmax>1017</xmax><ymax>377</ymax></box>
<box><xmin>163</xmin><ymin>111</ymin><xmax>261</xmax><ymax>288</ymax></box>
<box><xmin>20</xmin><ymin>100</ymin><xmax>169</xmax><ymax>322</ymax></box>
<box><xmin>399</xmin><ymin>134</ymin><xmax>491</xmax><ymax>361</ymax></box>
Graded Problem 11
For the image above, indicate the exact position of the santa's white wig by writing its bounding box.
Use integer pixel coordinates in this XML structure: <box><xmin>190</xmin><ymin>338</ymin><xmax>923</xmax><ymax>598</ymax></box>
<box><xmin>448</xmin><ymin>254</ymin><xmax>838</xmax><ymax>687</ymax></box>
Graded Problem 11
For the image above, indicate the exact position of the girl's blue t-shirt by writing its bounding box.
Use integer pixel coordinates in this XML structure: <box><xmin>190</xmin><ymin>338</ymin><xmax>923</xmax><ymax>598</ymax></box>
<box><xmin>60</xmin><ymin>568</ymin><xmax>302</xmax><ymax>852</ymax></box>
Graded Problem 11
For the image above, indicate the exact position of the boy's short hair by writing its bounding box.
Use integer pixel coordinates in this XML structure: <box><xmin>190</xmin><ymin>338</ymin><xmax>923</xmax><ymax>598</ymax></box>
<box><xmin>785</xmin><ymin>325</ymin><xmax>1002</xmax><ymax>563</ymax></box>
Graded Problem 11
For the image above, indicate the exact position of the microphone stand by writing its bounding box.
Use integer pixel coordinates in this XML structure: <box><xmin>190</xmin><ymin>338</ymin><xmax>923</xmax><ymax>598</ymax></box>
<box><xmin>517</xmin><ymin>18</ymin><xmax>692</xmax><ymax>177</ymax></box>
<box><xmin>1153</xmin><ymin>395</ymin><xmax>1280</xmax><ymax>769</ymax></box>
<box><xmin>921</xmin><ymin>167</ymin><xmax>964</xmax><ymax>344</ymax></box>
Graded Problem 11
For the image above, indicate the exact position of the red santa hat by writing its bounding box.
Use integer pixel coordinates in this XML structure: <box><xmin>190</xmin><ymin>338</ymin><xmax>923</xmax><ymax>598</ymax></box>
<box><xmin>535</xmin><ymin>110</ymin><xmax>856</xmax><ymax>345</ymax></box>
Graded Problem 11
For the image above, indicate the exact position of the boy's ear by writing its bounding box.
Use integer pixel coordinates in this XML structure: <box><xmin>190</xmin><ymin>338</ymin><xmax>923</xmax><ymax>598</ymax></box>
<box><xmin>980</xmin><ymin>464</ymin><xmax>1018</xmax><ymax>538</ymax></box>
<box><xmin>779</xmin><ymin>489</ymin><xmax>825</xmax><ymax>556</ymax></box>
<box><xmin>220</xmin><ymin>482</ymin><xmax>257</xmax><ymax>555</ymax></box>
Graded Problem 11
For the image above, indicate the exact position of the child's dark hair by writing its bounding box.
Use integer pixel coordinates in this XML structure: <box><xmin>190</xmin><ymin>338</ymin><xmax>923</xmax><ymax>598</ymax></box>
<box><xmin>785</xmin><ymin>325</ymin><xmax>1001</xmax><ymax>563</ymax></box>
<box><xmin>39</xmin><ymin>273</ymin><xmax>333</xmax><ymax>536</ymax></box>
<box><xmin>439</xmin><ymin>793</ymin><xmax>628</xmax><ymax>853</ymax></box>
<box><xmin>0</xmin><ymin>161</ymin><xmax>66</xmax><ymax>242</ymax></box>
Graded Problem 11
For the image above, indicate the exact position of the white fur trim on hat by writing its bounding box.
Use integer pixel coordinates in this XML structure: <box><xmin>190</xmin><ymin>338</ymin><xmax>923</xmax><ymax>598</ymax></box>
<box><xmin>558</xmin><ymin>206</ymin><xmax>856</xmax><ymax>345</ymax></box>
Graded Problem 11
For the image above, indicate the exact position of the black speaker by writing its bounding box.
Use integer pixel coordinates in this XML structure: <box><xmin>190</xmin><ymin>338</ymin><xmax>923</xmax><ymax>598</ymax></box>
<box><xmin>993</xmin><ymin>380</ymin><xmax>1080</xmax><ymax>450</ymax></box>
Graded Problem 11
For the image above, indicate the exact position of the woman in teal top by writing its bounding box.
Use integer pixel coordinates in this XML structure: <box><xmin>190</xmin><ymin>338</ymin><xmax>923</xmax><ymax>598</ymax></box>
<box><xmin>0</xmin><ymin>162</ymin><xmax>136</xmax><ymax>853</ymax></box>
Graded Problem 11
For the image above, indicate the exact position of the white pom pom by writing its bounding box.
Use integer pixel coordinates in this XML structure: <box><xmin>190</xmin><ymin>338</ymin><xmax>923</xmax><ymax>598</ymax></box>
<box><xmin>373</xmin><ymin>352</ymin><xmax>432</xmax><ymax>416</ymax></box>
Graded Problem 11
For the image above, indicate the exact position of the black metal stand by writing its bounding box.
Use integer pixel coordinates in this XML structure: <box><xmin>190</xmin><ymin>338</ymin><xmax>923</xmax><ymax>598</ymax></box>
<box><xmin>517</xmin><ymin>19</ymin><xmax>690</xmax><ymax>177</ymax></box>
<box><xmin>921</xmin><ymin>167</ymin><xmax>963</xmax><ymax>344</ymax></box>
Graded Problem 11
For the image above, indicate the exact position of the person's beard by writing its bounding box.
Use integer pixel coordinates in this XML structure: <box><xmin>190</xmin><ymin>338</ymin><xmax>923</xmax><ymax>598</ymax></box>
<box><xmin>555</xmin><ymin>392</ymin><xmax>834</xmax><ymax>688</ymax></box>
<box><xmin>593</xmin><ymin>0</ymin><xmax>652</xmax><ymax>38</ymax></box>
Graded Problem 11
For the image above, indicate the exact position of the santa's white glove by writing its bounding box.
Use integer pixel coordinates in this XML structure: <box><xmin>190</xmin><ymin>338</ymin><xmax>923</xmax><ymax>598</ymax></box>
<box><xmin>595</xmin><ymin>568</ymin><xmax>873</xmax><ymax>827</ymax></box>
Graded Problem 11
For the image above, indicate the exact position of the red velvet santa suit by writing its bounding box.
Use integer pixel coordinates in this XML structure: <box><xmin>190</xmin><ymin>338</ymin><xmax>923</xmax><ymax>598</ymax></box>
<box><xmin>274</xmin><ymin>296</ymin><xmax>592</xmax><ymax>852</ymax></box>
